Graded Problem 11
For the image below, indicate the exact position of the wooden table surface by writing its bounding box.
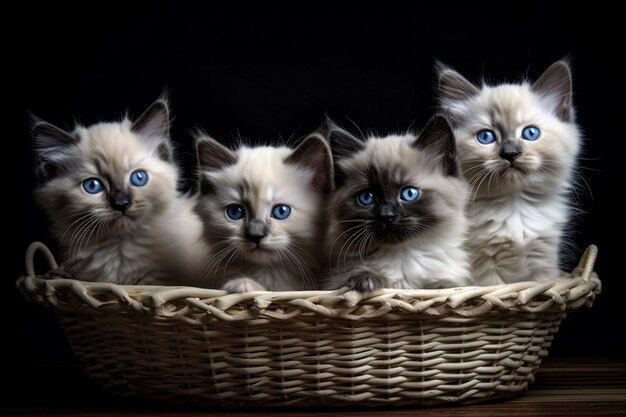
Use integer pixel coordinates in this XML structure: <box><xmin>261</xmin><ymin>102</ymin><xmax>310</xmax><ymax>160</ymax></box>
<box><xmin>3</xmin><ymin>356</ymin><xmax>625</xmax><ymax>416</ymax></box>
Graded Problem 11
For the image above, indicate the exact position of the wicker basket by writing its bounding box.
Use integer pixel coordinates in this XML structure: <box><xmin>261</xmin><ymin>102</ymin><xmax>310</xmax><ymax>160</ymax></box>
<box><xmin>17</xmin><ymin>242</ymin><xmax>601</xmax><ymax>407</ymax></box>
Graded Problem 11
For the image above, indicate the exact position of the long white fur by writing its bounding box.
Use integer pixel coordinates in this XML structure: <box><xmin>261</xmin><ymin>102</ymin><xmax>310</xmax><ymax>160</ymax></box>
<box><xmin>439</xmin><ymin>62</ymin><xmax>581</xmax><ymax>285</ymax></box>
<box><xmin>35</xmin><ymin>108</ymin><xmax>207</xmax><ymax>285</ymax></box>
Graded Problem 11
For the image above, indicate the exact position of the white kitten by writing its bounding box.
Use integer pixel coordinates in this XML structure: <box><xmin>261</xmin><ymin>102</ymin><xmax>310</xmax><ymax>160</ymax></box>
<box><xmin>324</xmin><ymin>115</ymin><xmax>471</xmax><ymax>291</ymax></box>
<box><xmin>437</xmin><ymin>60</ymin><xmax>581</xmax><ymax>284</ymax></box>
<box><xmin>33</xmin><ymin>98</ymin><xmax>207</xmax><ymax>285</ymax></box>
<box><xmin>195</xmin><ymin>133</ymin><xmax>333</xmax><ymax>292</ymax></box>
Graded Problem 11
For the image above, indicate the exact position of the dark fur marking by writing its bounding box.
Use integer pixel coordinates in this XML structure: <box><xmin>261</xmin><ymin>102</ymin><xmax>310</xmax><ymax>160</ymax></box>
<box><xmin>343</xmin><ymin>269</ymin><xmax>385</xmax><ymax>292</ymax></box>
<box><xmin>337</xmin><ymin>163</ymin><xmax>443</xmax><ymax>247</ymax></box>
<box><xmin>196</xmin><ymin>137</ymin><xmax>238</xmax><ymax>194</ymax></box>
<box><xmin>414</xmin><ymin>115</ymin><xmax>458</xmax><ymax>177</ymax></box>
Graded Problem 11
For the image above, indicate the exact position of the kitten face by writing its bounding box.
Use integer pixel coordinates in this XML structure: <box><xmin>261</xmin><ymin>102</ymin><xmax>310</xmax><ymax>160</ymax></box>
<box><xmin>196</xmin><ymin>135</ymin><xmax>332</xmax><ymax>269</ymax></box>
<box><xmin>34</xmin><ymin>99</ymin><xmax>177</xmax><ymax>245</ymax></box>
<box><xmin>438</xmin><ymin>61</ymin><xmax>580</xmax><ymax>196</ymax></box>
<box><xmin>328</xmin><ymin>116</ymin><xmax>464</xmax><ymax>253</ymax></box>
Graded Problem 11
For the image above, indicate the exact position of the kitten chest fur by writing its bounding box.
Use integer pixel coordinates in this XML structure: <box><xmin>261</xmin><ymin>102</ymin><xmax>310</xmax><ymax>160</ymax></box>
<box><xmin>365</xmin><ymin>236</ymin><xmax>470</xmax><ymax>289</ymax></box>
<box><xmin>67</xmin><ymin>232</ymin><xmax>158</xmax><ymax>284</ymax></box>
<box><xmin>468</xmin><ymin>191</ymin><xmax>566</xmax><ymax>284</ymax></box>
<box><xmin>64</xmin><ymin>197</ymin><xmax>206</xmax><ymax>285</ymax></box>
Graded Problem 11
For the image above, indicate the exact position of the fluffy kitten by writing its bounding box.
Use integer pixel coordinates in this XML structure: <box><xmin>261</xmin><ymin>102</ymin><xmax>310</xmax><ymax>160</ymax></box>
<box><xmin>325</xmin><ymin>115</ymin><xmax>470</xmax><ymax>291</ymax></box>
<box><xmin>195</xmin><ymin>133</ymin><xmax>333</xmax><ymax>292</ymax></box>
<box><xmin>437</xmin><ymin>60</ymin><xmax>581</xmax><ymax>285</ymax></box>
<box><xmin>33</xmin><ymin>98</ymin><xmax>206</xmax><ymax>285</ymax></box>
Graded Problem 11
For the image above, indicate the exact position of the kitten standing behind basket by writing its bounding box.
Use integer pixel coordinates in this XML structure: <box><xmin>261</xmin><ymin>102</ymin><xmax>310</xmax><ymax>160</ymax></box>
<box><xmin>195</xmin><ymin>132</ymin><xmax>333</xmax><ymax>292</ymax></box>
<box><xmin>33</xmin><ymin>97</ymin><xmax>207</xmax><ymax>285</ymax></box>
<box><xmin>437</xmin><ymin>60</ymin><xmax>581</xmax><ymax>285</ymax></box>
<box><xmin>324</xmin><ymin>115</ymin><xmax>471</xmax><ymax>292</ymax></box>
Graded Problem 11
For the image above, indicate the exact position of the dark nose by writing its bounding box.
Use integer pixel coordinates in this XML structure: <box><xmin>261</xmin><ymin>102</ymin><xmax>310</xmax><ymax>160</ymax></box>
<box><xmin>377</xmin><ymin>203</ymin><xmax>397</xmax><ymax>223</ymax></box>
<box><xmin>109</xmin><ymin>191</ymin><xmax>133</xmax><ymax>213</ymax></box>
<box><xmin>245</xmin><ymin>219</ymin><xmax>267</xmax><ymax>244</ymax></box>
<box><xmin>500</xmin><ymin>142</ymin><xmax>522</xmax><ymax>162</ymax></box>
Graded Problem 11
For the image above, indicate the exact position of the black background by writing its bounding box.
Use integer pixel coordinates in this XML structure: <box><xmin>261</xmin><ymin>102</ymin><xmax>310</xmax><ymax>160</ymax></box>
<box><xmin>6</xmin><ymin>2</ymin><xmax>625</xmax><ymax>408</ymax></box>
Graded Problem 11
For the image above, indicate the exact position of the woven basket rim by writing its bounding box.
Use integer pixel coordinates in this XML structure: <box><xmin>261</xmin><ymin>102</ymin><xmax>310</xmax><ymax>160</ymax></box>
<box><xmin>14</xmin><ymin>243</ymin><xmax>603</xmax><ymax>407</ymax></box>
<box><xmin>17</xmin><ymin>242</ymin><xmax>601</xmax><ymax>322</ymax></box>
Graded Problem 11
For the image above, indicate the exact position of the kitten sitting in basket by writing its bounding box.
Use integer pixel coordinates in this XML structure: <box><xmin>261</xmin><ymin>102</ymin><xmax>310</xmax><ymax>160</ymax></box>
<box><xmin>32</xmin><ymin>60</ymin><xmax>582</xmax><ymax>291</ymax></box>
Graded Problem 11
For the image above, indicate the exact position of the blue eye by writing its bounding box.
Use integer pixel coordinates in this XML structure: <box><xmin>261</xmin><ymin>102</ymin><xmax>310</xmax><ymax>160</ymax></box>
<box><xmin>226</xmin><ymin>204</ymin><xmax>245</xmax><ymax>220</ymax></box>
<box><xmin>357</xmin><ymin>190</ymin><xmax>375</xmax><ymax>205</ymax></box>
<box><xmin>130</xmin><ymin>170</ymin><xmax>149</xmax><ymax>186</ymax></box>
<box><xmin>82</xmin><ymin>178</ymin><xmax>103</xmax><ymax>194</ymax></box>
<box><xmin>272</xmin><ymin>204</ymin><xmax>291</xmax><ymax>220</ymax></box>
<box><xmin>521</xmin><ymin>126</ymin><xmax>541</xmax><ymax>141</ymax></box>
<box><xmin>476</xmin><ymin>129</ymin><xmax>496</xmax><ymax>144</ymax></box>
<box><xmin>400</xmin><ymin>186</ymin><xmax>420</xmax><ymax>202</ymax></box>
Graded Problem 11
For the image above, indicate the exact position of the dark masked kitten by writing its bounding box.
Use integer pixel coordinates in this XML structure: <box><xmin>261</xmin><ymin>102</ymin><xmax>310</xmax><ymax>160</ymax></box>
<box><xmin>33</xmin><ymin>98</ymin><xmax>207</xmax><ymax>285</ymax></box>
<box><xmin>325</xmin><ymin>115</ymin><xmax>470</xmax><ymax>291</ymax></box>
<box><xmin>195</xmin><ymin>132</ymin><xmax>333</xmax><ymax>292</ymax></box>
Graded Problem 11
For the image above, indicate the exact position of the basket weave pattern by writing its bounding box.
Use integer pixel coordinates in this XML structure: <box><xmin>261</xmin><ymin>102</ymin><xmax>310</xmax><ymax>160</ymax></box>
<box><xmin>17</xmin><ymin>243</ymin><xmax>601</xmax><ymax>407</ymax></box>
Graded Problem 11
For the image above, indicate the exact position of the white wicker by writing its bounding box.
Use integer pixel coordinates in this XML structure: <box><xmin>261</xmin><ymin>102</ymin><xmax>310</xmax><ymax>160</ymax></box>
<box><xmin>17</xmin><ymin>242</ymin><xmax>601</xmax><ymax>407</ymax></box>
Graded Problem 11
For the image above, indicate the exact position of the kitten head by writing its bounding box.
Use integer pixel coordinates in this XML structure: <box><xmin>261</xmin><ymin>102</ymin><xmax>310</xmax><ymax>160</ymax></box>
<box><xmin>327</xmin><ymin>115</ymin><xmax>465</xmax><ymax>253</ymax></box>
<box><xmin>196</xmin><ymin>133</ymin><xmax>332</xmax><ymax>269</ymax></box>
<box><xmin>33</xmin><ymin>98</ymin><xmax>178</xmax><ymax>245</ymax></box>
<box><xmin>437</xmin><ymin>60</ymin><xmax>580</xmax><ymax>196</ymax></box>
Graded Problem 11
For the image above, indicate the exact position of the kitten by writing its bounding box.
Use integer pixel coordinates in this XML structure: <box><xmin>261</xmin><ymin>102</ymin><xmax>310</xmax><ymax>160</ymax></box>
<box><xmin>195</xmin><ymin>132</ymin><xmax>333</xmax><ymax>292</ymax></box>
<box><xmin>437</xmin><ymin>60</ymin><xmax>581</xmax><ymax>285</ymax></box>
<box><xmin>324</xmin><ymin>115</ymin><xmax>470</xmax><ymax>292</ymax></box>
<box><xmin>33</xmin><ymin>98</ymin><xmax>207</xmax><ymax>285</ymax></box>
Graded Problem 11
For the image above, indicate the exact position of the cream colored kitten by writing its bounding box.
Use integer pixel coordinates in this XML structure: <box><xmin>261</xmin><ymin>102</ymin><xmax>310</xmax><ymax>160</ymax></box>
<box><xmin>324</xmin><ymin>115</ymin><xmax>470</xmax><ymax>291</ymax></box>
<box><xmin>33</xmin><ymin>98</ymin><xmax>206</xmax><ymax>285</ymax></box>
<box><xmin>438</xmin><ymin>60</ymin><xmax>581</xmax><ymax>285</ymax></box>
<box><xmin>195</xmin><ymin>133</ymin><xmax>333</xmax><ymax>292</ymax></box>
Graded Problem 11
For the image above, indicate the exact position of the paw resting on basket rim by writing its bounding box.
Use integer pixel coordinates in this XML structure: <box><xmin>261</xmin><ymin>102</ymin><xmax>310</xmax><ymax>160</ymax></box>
<box><xmin>343</xmin><ymin>270</ymin><xmax>385</xmax><ymax>292</ymax></box>
<box><xmin>222</xmin><ymin>277</ymin><xmax>267</xmax><ymax>293</ymax></box>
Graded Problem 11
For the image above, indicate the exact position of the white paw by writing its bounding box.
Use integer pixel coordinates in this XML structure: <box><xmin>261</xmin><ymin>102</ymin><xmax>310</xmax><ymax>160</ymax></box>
<box><xmin>222</xmin><ymin>278</ymin><xmax>267</xmax><ymax>293</ymax></box>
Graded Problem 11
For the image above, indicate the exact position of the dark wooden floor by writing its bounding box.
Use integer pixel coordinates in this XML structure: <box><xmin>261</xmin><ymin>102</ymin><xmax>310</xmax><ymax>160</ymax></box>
<box><xmin>2</xmin><ymin>357</ymin><xmax>625</xmax><ymax>416</ymax></box>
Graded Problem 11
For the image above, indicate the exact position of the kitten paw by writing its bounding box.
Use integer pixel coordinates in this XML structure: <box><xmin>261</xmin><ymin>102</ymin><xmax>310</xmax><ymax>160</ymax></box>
<box><xmin>343</xmin><ymin>271</ymin><xmax>385</xmax><ymax>292</ymax></box>
<box><xmin>222</xmin><ymin>278</ymin><xmax>267</xmax><ymax>293</ymax></box>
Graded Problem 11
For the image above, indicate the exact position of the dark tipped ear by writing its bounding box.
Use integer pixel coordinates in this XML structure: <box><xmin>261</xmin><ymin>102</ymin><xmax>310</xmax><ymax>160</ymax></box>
<box><xmin>196</xmin><ymin>136</ymin><xmax>237</xmax><ymax>194</ymax></box>
<box><xmin>196</xmin><ymin>136</ymin><xmax>237</xmax><ymax>171</ymax></box>
<box><xmin>32</xmin><ymin>117</ymin><xmax>77</xmax><ymax>151</ymax></box>
<box><xmin>413</xmin><ymin>115</ymin><xmax>457</xmax><ymax>176</ymax></box>
<box><xmin>322</xmin><ymin>118</ymin><xmax>364</xmax><ymax>161</ymax></box>
<box><xmin>132</xmin><ymin>97</ymin><xmax>170</xmax><ymax>138</ymax></box>
<box><xmin>318</xmin><ymin>118</ymin><xmax>364</xmax><ymax>188</ymax></box>
<box><xmin>31</xmin><ymin>117</ymin><xmax>78</xmax><ymax>181</ymax></box>
<box><xmin>285</xmin><ymin>133</ymin><xmax>334</xmax><ymax>193</ymax></box>
<box><xmin>532</xmin><ymin>60</ymin><xmax>573</xmax><ymax>122</ymax></box>
<box><xmin>132</xmin><ymin>97</ymin><xmax>173</xmax><ymax>161</ymax></box>
<box><xmin>437</xmin><ymin>63</ymin><xmax>480</xmax><ymax>104</ymax></box>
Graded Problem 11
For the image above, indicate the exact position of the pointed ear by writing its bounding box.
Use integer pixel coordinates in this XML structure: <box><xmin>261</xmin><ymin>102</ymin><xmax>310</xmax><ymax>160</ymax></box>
<box><xmin>132</xmin><ymin>96</ymin><xmax>173</xmax><ymax>161</ymax></box>
<box><xmin>437</xmin><ymin>63</ymin><xmax>480</xmax><ymax>104</ymax></box>
<box><xmin>31</xmin><ymin>116</ymin><xmax>78</xmax><ymax>180</ymax></box>
<box><xmin>532</xmin><ymin>60</ymin><xmax>573</xmax><ymax>122</ymax></box>
<box><xmin>320</xmin><ymin>118</ymin><xmax>364</xmax><ymax>161</ymax></box>
<box><xmin>285</xmin><ymin>133</ymin><xmax>334</xmax><ymax>193</ymax></box>
<box><xmin>132</xmin><ymin>97</ymin><xmax>170</xmax><ymax>138</ymax></box>
<box><xmin>413</xmin><ymin>115</ymin><xmax>457</xmax><ymax>176</ymax></box>
<box><xmin>196</xmin><ymin>135</ymin><xmax>237</xmax><ymax>171</ymax></box>
<box><xmin>317</xmin><ymin>118</ymin><xmax>364</xmax><ymax>188</ymax></box>
<box><xmin>196</xmin><ymin>135</ymin><xmax>237</xmax><ymax>194</ymax></box>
